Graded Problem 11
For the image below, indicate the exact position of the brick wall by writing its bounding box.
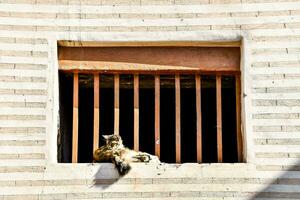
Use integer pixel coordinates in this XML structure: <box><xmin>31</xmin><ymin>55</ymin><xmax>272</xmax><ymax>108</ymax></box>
<box><xmin>0</xmin><ymin>0</ymin><xmax>300</xmax><ymax>199</ymax></box>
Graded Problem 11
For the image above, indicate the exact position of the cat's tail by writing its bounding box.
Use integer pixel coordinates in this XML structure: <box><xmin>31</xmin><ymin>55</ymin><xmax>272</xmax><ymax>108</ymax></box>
<box><xmin>114</xmin><ymin>157</ymin><xmax>131</xmax><ymax>175</ymax></box>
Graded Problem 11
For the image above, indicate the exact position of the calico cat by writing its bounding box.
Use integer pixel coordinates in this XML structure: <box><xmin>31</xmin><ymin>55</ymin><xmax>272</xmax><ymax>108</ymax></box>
<box><xmin>93</xmin><ymin>134</ymin><xmax>160</xmax><ymax>175</ymax></box>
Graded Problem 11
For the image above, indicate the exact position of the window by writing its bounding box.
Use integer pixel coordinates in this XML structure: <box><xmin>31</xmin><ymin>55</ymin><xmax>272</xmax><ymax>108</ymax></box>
<box><xmin>57</xmin><ymin>44</ymin><xmax>243</xmax><ymax>164</ymax></box>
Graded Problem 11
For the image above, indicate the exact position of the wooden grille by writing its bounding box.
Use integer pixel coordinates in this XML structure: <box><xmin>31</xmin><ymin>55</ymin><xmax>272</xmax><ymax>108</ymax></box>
<box><xmin>67</xmin><ymin>73</ymin><xmax>242</xmax><ymax>163</ymax></box>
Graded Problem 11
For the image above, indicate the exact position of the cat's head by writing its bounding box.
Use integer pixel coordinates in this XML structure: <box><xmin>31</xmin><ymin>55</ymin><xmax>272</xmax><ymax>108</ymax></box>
<box><xmin>102</xmin><ymin>134</ymin><xmax>123</xmax><ymax>147</ymax></box>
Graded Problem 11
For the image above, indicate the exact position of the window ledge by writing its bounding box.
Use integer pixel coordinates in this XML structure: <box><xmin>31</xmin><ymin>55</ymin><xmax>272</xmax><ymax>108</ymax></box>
<box><xmin>44</xmin><ymin>162</ymin><xmax>255</xmax><ymax>180</ymax></box>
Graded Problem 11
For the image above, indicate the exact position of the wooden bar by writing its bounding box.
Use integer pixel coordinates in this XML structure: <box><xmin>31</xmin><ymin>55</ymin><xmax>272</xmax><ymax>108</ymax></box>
<box><xmin>196</xmin><ymin>75</ymin><xmax>202</xmax><ymax>163</ymax></box>
<box><xmin>175</xmin><ymin>75</ymin><xmax>181</xmax><ymax>163</ymax></box>
<box><xmin>155</xmin><ymin>75</ymin><xmax>160</xmax><ymax>158</ymax></box>
<box><xmin>72</xmin><ymin>73</ymin><xmax>79</xmax><ymax>163</ymax></box>
<box><xmin>114</xmin><ymin>74</ymin><xmax>120</xmax><ymax>135</ymax></box>
<box><xmin>216</xmin><ymin>75</ymin><xmax>223</xmax><ymax>163</ymax></box>
<box><xmin>134</xmin><ymin>74</ymin><xmax>139</xmax><ymax>151</ymax></box>
<box><xmin>236</xmin><ymin>75</ymin><xmax>243</xmax><ymax>162</ymax></box>
<box><xmin>93</xmin><ymin>74</ymin><xmax>100</xmax><ymax>152</ymax></box>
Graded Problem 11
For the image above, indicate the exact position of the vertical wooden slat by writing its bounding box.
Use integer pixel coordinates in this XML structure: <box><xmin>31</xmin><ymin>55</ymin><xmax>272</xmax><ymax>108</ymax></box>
<box><xmin>72</xmin><ymin>73</ymin><xmax>79</xmax><ymax>163</ymax></box>
<box><xmin>236</xmin><ymin>75</ymin><xmax>243</xmax><ymax>162</ymax></box>
<box><xmin>114</xmin><ymin>74</ymin><xmax>120</xmax><ymax>135</ymax></box>
<box><xmin>93</xmin><ymin>74</ymin><xmax>100</xmax><ymax>152</ymax></box>
<box><xmin>196</xmin><ymin>75</ymin><xmax>202</xmax><ymax>163</ymax></box>
<box><xmin>155</xmin><ymin>75</ymin><xmax>160</xmax><ymax>158</ymax></box>
<box><xmin>216</xmin><ymin>75</ymin><xmax>223</xmax><ymax>163</ymax></box>
<box><xmin>175</xmin><ymin>75</ymin><xmax>181</xmax><ymax>163</ymax></box>
<box><xmin>134</xmin><ymin>74</ymin><xmax>139</xmax><ymax>151</ymax></box>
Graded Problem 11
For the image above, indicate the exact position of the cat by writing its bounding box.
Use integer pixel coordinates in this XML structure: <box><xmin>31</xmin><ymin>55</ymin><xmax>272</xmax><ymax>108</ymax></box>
<box><xmin>93</xmin><ymin>134</ymin><xmax>160</xmax><ymax>175</ymax></box>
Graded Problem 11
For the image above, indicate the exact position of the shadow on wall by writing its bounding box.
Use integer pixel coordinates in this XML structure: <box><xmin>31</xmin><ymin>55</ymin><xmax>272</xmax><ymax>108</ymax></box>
<box><xmin>89</xmin><ymin>161</ymin><xmax>300</xmax><ymax>199</ymax></box>
<box><xmin>252</xmin><ymin>162</ymin><xmax>300</xmax><ymax>199</ymax></box>
<box><xmin>91</xmin><ymin>163</ymin><xmax>120</xmax><ymax>190</ymax></box>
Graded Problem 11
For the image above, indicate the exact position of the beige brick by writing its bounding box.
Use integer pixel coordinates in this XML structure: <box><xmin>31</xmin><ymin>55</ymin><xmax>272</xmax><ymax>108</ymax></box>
<box><xmin>281</xmin><ymin>126</ymin><xmax>300</xmax><ymax>132</ymax></box>
<box><xmin>0</xmin><ymin>12</ymin><xmax>9</xmax><ymax>17</ymax></box>
<box><xmin>251</xmin><ymin>48</ymin><xmax>287</xmax><ymax>55</ymax></box>
<box><xmin>241</xmin><ymin>23</ymin><xmax>284</xmax><ymax>30</ymax></box>
<box><xmin>0</xmin><ymin>89</ymin><xmax>14</xmax><ymax>95</ymax></box>
<box><xmin>39</xmin><ymin>194</ymin><xmax>67</xmax><ymax>200</ymax></box>
<box><xmin>170</xmin><ymin>191</ymin><xmax>199</xmax><ymax>197</ymax></box>
<box><xmin>71</xmin><ymin>26</ymin><xmax>109</xmax><ymax>32</ymax></box>
<box><xmin>253</xmin><ymin>126</ymin><xmax>282</xmax><ymax>132</ymax></box>
<box><xmin>12</xmin><ymin>25</ymin><xmax>37</xmax><ymax>31</ymax></box>
<box><xmin>160</xmin><ymin>13</ymin><xmax>197</xmax><ymax>18</ymax></box>
<box><xmin>0</xmin><ymin>25</ymin><xmax>12</xmax><ymax>31</ymax></box>
<box><xmin>210</xmin><ymin>0</ymin><xmax>240</xmax><ymax>3</ymax></box>
<box><xmin>84</xmin><ymin>13</ymin><xmax>120</xmax><ymax>19</ymax></box>
<box><xmin>0</xmin><ymin>50</ymin><xmax>31</xmax><ymax>57</ymax></box>
<box><xmin>102</xmin><ymin>0</ymin><xmax>140</xmax><ymax>5</ymax></box>
<box><xmin>15</xmin><ymin>64</ymin><xmax>47</xmax><ymax>70</ymax></box>
<box><xmin>277</xmin><ymin>99</ymin><xmax>300</xmax><ymax>106</ymax></box>
<box><xmin>291</xmin><ymin>10</ymin><xmax>300</xmax><ymax>15</ymax></box>
<box><xmin>176</xmin><ymin>25</ymin><xmax>210</xmax><ymax>31</ymax></box>
<box><xmin>25</xmin><ymin>102</ymin><xmax>47</xmax><ymax>108</ymax></box>
<box><xmin>141</xmin><ymin>0</ymin><xmax>174</xmax><ymax>5</ymax></box>
<box><xmin>0</xmin><ymin>115</ymin><xmax>46</xmax><ymax>120</ymax></box>
<box><xmin>19</xmin><ymin>153</ymin><xmax>45</xmax><ymax>159</ymax></box>
<box><xmin>15</xmin><ymin>38</ymin><xmax>48</xmax><ymax>45</ymax></box>
<box><xmin>147</xmin><ymin>26</ymin><xmax>177</xmax><ymax>31</ymax></box>
<box><xmin>4</xmin><ymin>195</ymin><xmax>39</xmax><ymax>200</ymax></box>
<box><xmin>287</xmin><ymin>153</ymin><xmax>300</xmax><ymax>158</ymax></box>
<box><xmin>175</xmin><ymin>0</ymin><xmax>209</xmax><ymax>4</ymax></box>
<box><xmin>285</xmin><ymin>23</ymin><xmax>300</xmax><ymax>29</ymax></box>
<box><xmin>15</xmin><ymin>89</ymin><xmax>47</xmax><ymax>95</ymax></box>
<box><xmin>231</xmin><ymin>12</ymin><xmax>258</xmax><ymax>17</ymax></box>
<box><xmin>130</xmin><ymin>26</ymin><xmax>148</xmax><ymax>31</ymax></box>
<box><xmin>252</xmin><ymin>88</ymin><xmax>267</xmax><ymax>93</ymax></box>
<box><xmin>211</xmin><ymin>25</ymin><xmax>241</xmax><ymax>30</ymax></box>
<box><xmin>0</xmin><ymin>127</ymin><xmax>27</xmax><ymax>133</ymax></box>
<box><xmin>120</xmin><ymin>13</ymin><xmax>160</xmax><ymax>19</ymax></box>
<box><xmin>0</xmin><ymin>102</ymin><xmax>26</xmax><ymax>107</ymax></box>
<box><xmin>267</xmin><ymin>87</ymin><xmax>300</xmax><ymax>93</ymax></box>
<box><xmin>269</xmin><ymin>61</ymin><xmax>300</xmax><ymax>67</ymax></box>
<box><xmin>251</xmin><ymin>62</ymin><xmax>269</xmax><ymax>67</ymax></box>
<box><xmin>109</xmin><ymin>26</ymin><xmax>133</xmax><ymax>32</ymax></box>
<box><xmin>0</xmin><ymin>154</ymin><xmax>19</xmax><ymax>159</ymax></box>
<box><xmin>56</xmin><ymin>13</ymin><xmax>81</xmax><ymax>19</ymax></box>
<box><xmin>0</xmin><ymin>140</ymin><xmax>45</xmax><ymax>146</ymax></box>
<box><xmin>35</xmin><ymin>13</ymin><xmax>57</xmax><ymax>19</ymax></box>
<box><xmin>285</xmin><ymin>74</ymin><xmax>300</xmax><ymax>79</ymax></box>
<box><xmin>197</xmin><ymin>13</ymin><xmax>231</xmax><ymax>18</ymax></box>
<box><xmin>13</xmin><ymin>77</ymin><xmax>32</xmax><ymax>82</ymax></box>
<box><xmin>287</xmin><ymin>48</ymin><xmax>300</xmax><ymax>54</ymax></box>
<box><xmin>243</xmin><ymin>0</ymin><xmax>298</xmax><ymax>2</ymax></box>
<box><xmin>267</xmin><ymin>139</ymin><xmax>300</xmax><ymax>145</ymax></box>
<box><xmin>0</xmin><ymin>63</ymin><xmax>15</xmax><ymax>69</ymax></box>
<box><xmin>37</xmin><ymin>26</ymin><xmax>69</xmax><ymax>32</ymax></box>
<box><xmin>32</xmin><ymin>51</ymin><xmax>48</xmax><ymax>58</ymax></box>
<box><xmin>252</xmin><ymin>74</ymin><xmax>285</xmax><ymax>80</ymax></box>
<box><xmin>258</xmin><ymin>10</ymin><xmax>290</xmax><ymax>16</ymax></box>
<box><xmin>252</xmin><ymin>99</ymin><xmax>277</xmax><ymax>106</ymax></box>
<box><xmin>0</xmin><ymin>37</ymin><xmax>15</xmax><ymax>43</ymax></box>
<box><xmin>253</xmin><ymin>113</ymin><xmax>300</xmax><ymax>119</ymax></box>
<box><xmin>0</xmin><ymin>181</ymin><xmax>15</xmax><ymax>187</ymax></box>
<box><xmin>0</xmin><ymin>76</ymin><xmax>14</xmax><ymax>81</ymax></box>
<box><xmin>15</xmin><ymin>180</ymin><xmax>44</xmax><ymax>186</ymax></box>
<box><xmin>0</xmin><ymin>166</ymin><xmax>45</xmax><ymax>173</ymax></box>
<box><xmin>255</xmin><ymin>152</ymin><xmax>289</xmax><ymax>158</ymax></box>
<box><xmin>31</xmin><ymin>77</ymin><xmax>46</xmax><ymax>82</ymax></box>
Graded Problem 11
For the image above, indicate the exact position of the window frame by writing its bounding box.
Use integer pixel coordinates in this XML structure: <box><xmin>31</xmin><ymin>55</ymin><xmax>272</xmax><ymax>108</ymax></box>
<box><xmin>56</xmin><ymin>41</ymin><xmax>245</xmax><ymax>164</ymax></box>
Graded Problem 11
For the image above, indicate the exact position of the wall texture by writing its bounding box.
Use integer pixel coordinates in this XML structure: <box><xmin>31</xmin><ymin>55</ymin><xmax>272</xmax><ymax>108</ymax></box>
<box><xmin>0</xmin><ymin>0</ymin><xmax>300</xmax><ymax>199</ymax></box>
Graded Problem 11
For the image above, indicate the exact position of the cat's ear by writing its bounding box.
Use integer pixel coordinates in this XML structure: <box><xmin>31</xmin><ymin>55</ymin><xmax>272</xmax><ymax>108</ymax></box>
<box><xmin>102</xmin><ymin>135</ymin><xmax>110</xmax><ymax>140</ymax></box>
